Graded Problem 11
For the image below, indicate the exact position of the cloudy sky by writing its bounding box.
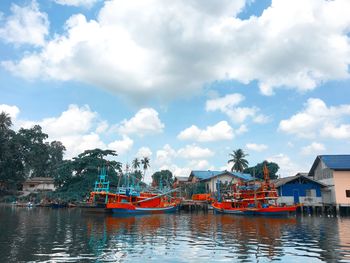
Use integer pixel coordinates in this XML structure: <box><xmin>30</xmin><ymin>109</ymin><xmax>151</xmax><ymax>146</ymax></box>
<box><xmin>1</xmin><ymin>0</ymin><xmax>350</xmax><ymax>181</ymax></box>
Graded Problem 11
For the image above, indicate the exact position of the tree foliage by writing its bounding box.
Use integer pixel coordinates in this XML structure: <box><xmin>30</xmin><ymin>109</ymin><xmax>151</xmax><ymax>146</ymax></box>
<box><xmin>228</xmin><ymin>149</ymin><xmax>249</xmax><ymax>172</ymax></box>
<box><xmin>244</xmin><ymin>161</ymin><xmax>280</xmax><ymax>180</ymax></box>
<box><xmin>151</xmin><ymin>170</ymin><xmax>173</xmax><ymax>189</ymax></box>
<box><xmin>0</xmin><ymin>115</ymin><xmax>66</xmax><ymax>192</ymax></box>
<box><xmin>141</xmin><ymin>156</ymin><xmax>150</xmax><ymax>180</ymax></box>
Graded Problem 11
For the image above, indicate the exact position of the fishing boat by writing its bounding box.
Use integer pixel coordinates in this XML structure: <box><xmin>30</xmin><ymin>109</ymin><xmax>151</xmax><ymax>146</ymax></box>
<box><xmin>212</xmin><ymin>165</ymin><xmax>297</xmax><ymax>216</ymax></box>
<box><xmin>106</xmin><ymin>188</ymin><xmax>179</xmax><ymax>215</ymax></box>
<box><xmin>80</xmin><ymin>167</ymin><xmax>116</xmax><ymax>212</ymax></box>
<box><xmin>85</xmin><ymin>166</ymin><xmax>179</xmax><ymax>214</ymax></box>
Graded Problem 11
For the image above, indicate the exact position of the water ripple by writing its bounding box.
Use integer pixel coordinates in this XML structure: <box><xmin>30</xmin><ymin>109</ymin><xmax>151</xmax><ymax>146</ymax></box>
<box><xmin>1</xmin><ymin>207</ymin><xmax>350</xmax><ymax>262</ymax></box>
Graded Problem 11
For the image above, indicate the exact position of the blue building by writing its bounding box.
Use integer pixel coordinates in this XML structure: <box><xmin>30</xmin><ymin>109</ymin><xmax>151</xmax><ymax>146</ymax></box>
<box><xmin>273</xmin><ymin>173</ymin><xmax>327</xmax><ymax>206</ymax></box>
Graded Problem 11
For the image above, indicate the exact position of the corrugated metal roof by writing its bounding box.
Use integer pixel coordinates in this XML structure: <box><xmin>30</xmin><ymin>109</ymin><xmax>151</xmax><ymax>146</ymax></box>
<box><xmin>174</xmin><ymin>176</ymin><xmax>189</xmax><ymax>182</ymax></box>
<box><xmin>309</xmin><ymin>155</ymin><xmax>350</xmax><ymax>176</ymax></box>
<box><xmin>24</xmin><ymin>177</ymin><xmax>54</xmax><ymax>183</ymax></box>
<box><xmin>190</xmin><ymin>170</ymin><xmax>253</xmax><ymax>181</ymax></box>
<box><xmin>273</xmin><ymin>174</ymin><xmax>328</xmax><ymax>187</ymax></box>
<box><xmin>320</xmin><ymin>155</ymin><xmax>350</xmax><ymax>170</ymax></box>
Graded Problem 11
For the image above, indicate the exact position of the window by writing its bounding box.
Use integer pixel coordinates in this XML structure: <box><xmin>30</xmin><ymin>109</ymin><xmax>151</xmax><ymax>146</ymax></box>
<box><xmin>346</xmin><ymin>190</ymin><xmax>350</xmax><ymax>198</ymax></box>
<box><xmin>306</xmin><ymin>189</ymin><xmax>316</xmax><ymax>197</ymax></box>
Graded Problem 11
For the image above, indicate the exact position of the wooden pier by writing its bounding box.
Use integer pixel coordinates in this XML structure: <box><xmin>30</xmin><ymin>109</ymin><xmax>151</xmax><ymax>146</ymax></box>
<box><xmin>297</xmin><ymin>204</ymin><xmax>350</xmax><ymax>217</ymax></box>
<box><xmin>179</xmin><ymin>200</ymin><xmax>210</xmax><ymax>212</ymax></box>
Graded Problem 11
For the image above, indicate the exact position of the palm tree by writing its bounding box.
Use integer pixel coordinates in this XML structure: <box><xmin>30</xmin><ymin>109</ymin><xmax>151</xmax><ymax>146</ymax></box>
<box><xmin>131</xmin><ymin>158</ymin><xmax>140</xmax><ymax>171</ymax></box>
<box><xmin>113</xmin><ymin>161</ymin><xmax>123</xmax><ymax>174</ymax></box>
<box><xmin>0</xmin><ymin>112</ymin><xmax>12</xmax><ymax>132</ymax></box>
<box><xmin>141</xmin><ymin>156</ymin><xmax>150</xmax><ymax>180</ymax></box>
<box><xmin>228</xmin><ymin>149</ymin><xmax>249</xmax><ymax>172</ymax></box>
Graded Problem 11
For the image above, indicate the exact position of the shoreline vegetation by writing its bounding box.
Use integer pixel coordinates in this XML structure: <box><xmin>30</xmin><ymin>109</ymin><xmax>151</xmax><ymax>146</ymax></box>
<box><xmin>0</xmin><ymin>111</ymin><xmax>280</xmax><ymax>205</ymax></box>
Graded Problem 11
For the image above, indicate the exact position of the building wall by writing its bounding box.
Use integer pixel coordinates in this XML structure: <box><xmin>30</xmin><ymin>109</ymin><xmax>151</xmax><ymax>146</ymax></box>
<box><xmin>314</xmin><ymin>160</ymin><xmax>333</xmax><ymax>181</ymax></box>
<box><xmin>277</xmin><ymin>196</ymin><xmax>323</xmax><ymax>206</ymax></box>
<box><xmin>278</xmin><ymin>182</ymin><xmax>322</xmax><ymax>197</ymax></box>
<box><xmin>205</xmin><ymin>175</ymin><xmax>241</xmax><ymax>193</ymax></box>
<box><xmin>333</xmin><ymin>171</ymin><xmax>350</xmax><ymax>205</ymax></box>
<box><xmin>313</xmin><ymin>160</ymin><xmax>336</xmax><ymax>203</ymax></box>
<box><xmin>23</xmin><ymin>183</ymin><xmax>56</xmax><ymax>192</ymax></box>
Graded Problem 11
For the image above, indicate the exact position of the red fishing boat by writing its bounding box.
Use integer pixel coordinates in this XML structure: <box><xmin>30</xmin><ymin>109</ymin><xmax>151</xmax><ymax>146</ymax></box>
<box><xmin>106</xmin><ymin>188</ymin><xmax>179</xmax><ymax>215</ymax></box>
<box><xmin>212</xmin><ymin>165</ymin><xmax>297</xmax><ymax>216</ymax></box>
<box><xmin>84</xmin><ymin>166</ymin><xmax>179</xmax><ymax>214</ymax></box>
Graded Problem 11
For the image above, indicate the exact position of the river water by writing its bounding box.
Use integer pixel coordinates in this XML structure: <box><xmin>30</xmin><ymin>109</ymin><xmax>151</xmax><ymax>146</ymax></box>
<box><xmin>1</xmin><ymin>206</ymin><xmax>350</xmax><ymax>262</ymax></box>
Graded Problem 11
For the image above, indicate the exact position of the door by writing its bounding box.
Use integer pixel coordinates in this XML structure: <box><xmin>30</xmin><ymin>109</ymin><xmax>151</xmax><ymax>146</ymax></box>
<box><xmin>293</xmin><ymin>190</ymin><xmax>300</xmax><ymax>204</ymax></box>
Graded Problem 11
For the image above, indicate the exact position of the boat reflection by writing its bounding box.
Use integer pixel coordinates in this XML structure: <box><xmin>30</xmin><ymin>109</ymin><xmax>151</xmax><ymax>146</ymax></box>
<box><xmin>86</xmin><ymin>213</ymin><xmax>176</xmax><ymax>260</ymax></box>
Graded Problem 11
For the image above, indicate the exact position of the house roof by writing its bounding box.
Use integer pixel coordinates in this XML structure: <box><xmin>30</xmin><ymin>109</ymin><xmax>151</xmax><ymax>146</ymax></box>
<box><xmin>24</xmin><ymin>177</ymin><xmax>55</xmax><ymax>184</ymax></box>
<box><xmin>309</xmin><ymin>155</ymin><xmax>350</xmax><ymax>176</ymax></box>
<box><xmin>174</xmin><ymin>176</ymin><xmax>188</xmax><ymax>182</ymax></box>
<box><xmin>190</xmin><ymin>170</ymin><xmax>253</xmax><ymax>182</ymax></box>
<box><xmin>273</xmin><ymin>174</ymin><xmax>328</xmax><ymax>188</ymax></box>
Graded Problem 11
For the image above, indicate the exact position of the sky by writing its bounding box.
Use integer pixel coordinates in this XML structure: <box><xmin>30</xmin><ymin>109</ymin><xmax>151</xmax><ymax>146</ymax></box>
<box><xmin>1</xmin><ymin>0</ymin><xmax>350</xmax><ymax>181</ymax></box>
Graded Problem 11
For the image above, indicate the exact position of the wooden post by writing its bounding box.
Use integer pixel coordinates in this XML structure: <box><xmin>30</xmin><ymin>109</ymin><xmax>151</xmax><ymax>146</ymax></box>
<box><xmin>336</xmin><ymin>205</ymin><xmax>340</xmax><ymax>217</ymax></box>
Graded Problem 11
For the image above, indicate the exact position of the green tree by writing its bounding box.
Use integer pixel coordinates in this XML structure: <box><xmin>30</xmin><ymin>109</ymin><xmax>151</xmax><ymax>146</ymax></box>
<box><xmin>0</xmin><ymin>131</ymin><xmax>25</xmax><ymax>191</ymax></box>
<box><xmin>53</xmin><ymin>160</ymin><xmax>73</xmax><ymax>188</ymax></box>
<box><xmin>0</xmin><ymin>112</ymin><xmax>12</xmax><ymax>132</ymax></box>
<box><xmin>132</xmin><ymin>158</ymin><xmax>140</xmax><ymax>171</ymax></box>
<box><xmin>151</xmin><ymin>170</ymin><xmax>173</xmax><ymax>189</ymax></box>
<box><xmin>0</xmin><ymin>113</ymin><xmax>25</xmax><ymax>191</ymax></box>
<box><xmin>141</xmin><ymin>156</ymin><xmax>150</xmax><ymax>180</ymax></box>
<box><xmin>18</xmin><ymin>125</ymin><xmax>49</xmax><ymax>178</ymax></box>
<box><xmin>47</xmin><ymin>141</ymin><xmax>66</xmax><ymax>178</ymax></box>
<box><xmin>228</xmin><ymin>149</ymin><xmax>249</xmax><ymax>172</ymax></box>
<box><xmin>57</xmin><ymin>149</ymin><xmax>121</xmax><ymax>200</ymax></box>
<box><xmin>244</xmin><ymin>161</ymin><xmax>280</xmax><ymax>180</ymax></box>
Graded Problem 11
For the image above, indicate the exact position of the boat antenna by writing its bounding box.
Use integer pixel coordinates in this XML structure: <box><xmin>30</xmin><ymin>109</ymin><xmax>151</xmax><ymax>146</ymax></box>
<box><xmin>263</xmin><ymin>163</ymin><xmax>270</xmax><ymax>184</ymax></box>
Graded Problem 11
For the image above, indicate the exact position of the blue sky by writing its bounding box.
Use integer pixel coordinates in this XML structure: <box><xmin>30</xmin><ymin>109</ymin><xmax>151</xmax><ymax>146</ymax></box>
<box><xmin>1</xmin><ymin>0</ymin><xmax>350</xmax><ymax>181</ymax></box>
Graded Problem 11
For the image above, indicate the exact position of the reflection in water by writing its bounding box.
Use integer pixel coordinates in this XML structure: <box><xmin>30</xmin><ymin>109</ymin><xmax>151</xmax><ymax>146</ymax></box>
<box><xmin>1</xmin><ymin>206</ymin><xmax>350</xmax><ymax>262</ymax></box>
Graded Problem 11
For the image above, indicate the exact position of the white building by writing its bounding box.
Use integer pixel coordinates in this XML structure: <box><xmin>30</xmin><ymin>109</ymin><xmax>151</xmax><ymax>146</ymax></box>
<box><xmin>188</xmin><ymin>170</ymin><xmax>253</xmax><ymax>193</ymax></box>
<box><xmin>22</xmin><ymin>177</ymin><xmax>56</xmax><ymax>192</ymax></box>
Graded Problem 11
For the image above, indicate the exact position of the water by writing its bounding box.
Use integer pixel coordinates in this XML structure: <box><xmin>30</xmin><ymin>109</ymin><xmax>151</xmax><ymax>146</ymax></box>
<box><xmin>1</xmin><ymin>206</ymin><xmax>350</xmax><ymax>262</ymax></box>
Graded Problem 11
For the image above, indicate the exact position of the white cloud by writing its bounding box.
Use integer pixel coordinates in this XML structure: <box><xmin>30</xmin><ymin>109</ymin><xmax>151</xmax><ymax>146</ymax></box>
<box><xmin>301</xmin><ymin>142</ymin><xmax>326</xmax><ymax>155</ymax></box>
<box><xmin>279</xmin><ymin>98</ymin><xmax>350</xmax><ymax>139</ymax></box>
<box><xmin>236</xmin><ymin>124</ymin><xmax>248</xmax><ymax>135</ymax></box>
<box><xmin>172</xmin><ymin>166</ymin><xmax>192</xmax><ymax>178</ymax></box>
<box><xmin>16</xmin><ymin>104</ymin><xmax>108</xmax><ymax>158</ymax></box>
<box><xmin>321</xmin><ymin>123</ymin><xmax>350</xmax><ymax>139</ymax></box>
<box><xmin>177</xmin><ymin>145</ymin><xmax>214</xmax><ymax>159</ymax></box>
<box><xmin>206</xmin><ymin>93</ymin><xmax>244</xmax><ymax>112</ymax></box>
<box><xmin>118</xmin><ymin>108</ymin><xmax>164</xmax><ymax>136</ymax></box>
<box><xmin>177</xmin><ymin>121</ymin><xmax>233</xmax><ymax>142</ymax></box>
<box><xmin>95</xmin><ymin>120</ymin><xmax>109</xmax><ymax>134</ymax></box>
<box><xmin>63</xmin><ymin>132</ymin><xmax>106</xmax><ymax>158</ymax></box>
<box><xmin>246</xmin><ymin>143</ymin><xmax>268</xmax><ymax>152</ymax></box>
<box><xmin>206</xmin><ymin>93</ymin><xmax>269</xmax><ymax>124</ymax></box>
<box><xmin>188</xmin><ymin>159</ymin><xmax>211</xmax><ymax>170</ymax></box>
<box><xmin>267</xmin><ymin>153</ymin><xmax>302</xmax><ymax>177</ymax></box>
<box><xmin>0</xmin><ymin>104</ymin><xmax>20</xmax><ymax>121</ymax></box>
<box><xmin>155</xmin><ymin>144</ymin><xmax>177</xmax><ymax>167</ymax></box>
<box><xmin>136</xmin><ymin>147</ymin><xmax>152</xmax><ymax>158</ymax></box>
<box><xmin>0</xmin><ymin>1</ymin><xmax>49</xmax><ymax>46</ymax></box>
<box><xmin>4</xmin><ymin>0</ymin><xmax>350</xmax><ymax>100</ymax></box>
<box><xmin>287</xmin><ymin>142</ymin><xmax>294</xmax><ymax>148</ymax></box>
<box><xmin>30</xmin><ymin>104</ymin><xmax>97</xmax><ymax>138</ymax></box>
<box><xmin>253</xmin><ymin>114</ymin><xmax>271</xmax><ymax>124</ymax></box>
<box><xmin>9</xmin><ymin>104</ymin><xmax>135</xmax><ymax>159</ymax></box>
<box><xmin>54</xmin><ymin>0</ymin><xmax>99</xmax><ymax>8</ymax></box>
<box><xmin>108</xmin><ymin>135</ymin><xmax>133</xmax><ymax>155</ymax></box>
